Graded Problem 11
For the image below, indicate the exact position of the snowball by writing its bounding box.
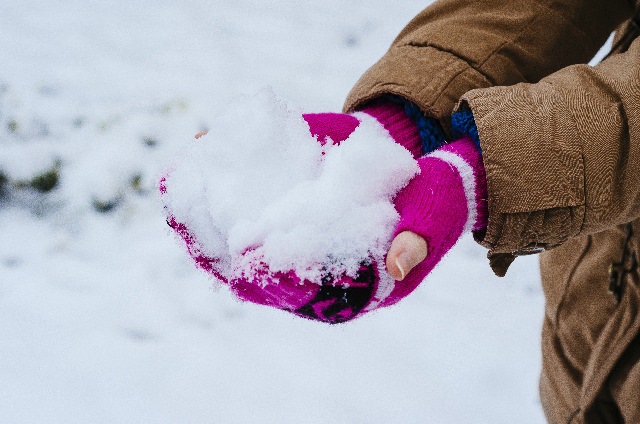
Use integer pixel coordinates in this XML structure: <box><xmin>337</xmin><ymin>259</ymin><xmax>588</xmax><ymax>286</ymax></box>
<box><xmin>162</xmin><ymin>89</ymin><xmax>419</xmax><ymax>285</ymax></box>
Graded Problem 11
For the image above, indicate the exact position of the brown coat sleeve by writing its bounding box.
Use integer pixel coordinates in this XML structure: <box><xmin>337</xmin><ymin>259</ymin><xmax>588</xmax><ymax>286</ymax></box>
<box><xmin>344</xmin><ymin>0</ymin><xmax>632</xmax><ymax>134</ymax></box>
<box><xmin>344</xmin><ymin>0</ymin><xmax>637</xmax><ymax>275</ymax></box>
<box><xmin>462</xmin><ymin>33</ymin><xmax>640</xmax><ymax>275</ymax></box>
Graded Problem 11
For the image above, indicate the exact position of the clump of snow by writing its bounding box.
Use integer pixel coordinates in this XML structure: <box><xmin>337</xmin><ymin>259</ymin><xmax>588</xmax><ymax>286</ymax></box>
<box><xmin>162</xmin><ymin>89</ymin><xmax>419</xmax><ymax>285</ymax></box>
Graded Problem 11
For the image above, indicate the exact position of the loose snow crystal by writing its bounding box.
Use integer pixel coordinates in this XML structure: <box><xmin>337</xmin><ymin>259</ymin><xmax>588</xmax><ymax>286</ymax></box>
<box><xmin>162</xmin><ymin>89</ymin><xmax>419</xmax><ymax>285</ymax></box>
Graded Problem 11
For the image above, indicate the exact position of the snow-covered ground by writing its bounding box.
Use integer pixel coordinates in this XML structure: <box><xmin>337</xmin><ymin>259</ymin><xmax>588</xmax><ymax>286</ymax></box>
<box><xmin>2</xmin><ymin>1</ymin><xmax>609</xmax><ymax>422</ymax></box>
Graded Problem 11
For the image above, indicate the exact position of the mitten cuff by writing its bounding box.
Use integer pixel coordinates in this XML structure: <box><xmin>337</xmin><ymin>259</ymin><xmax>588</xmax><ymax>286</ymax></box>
<box><xmin>361</xmin><ymin>96</ymin><xmax>448</xmax><ymax>156</ymax></box>
<box><xmin>451</xmin><ymin>108</ymin><xmax>481</xmax><ymax>152</ymax></box>
<box><xmin>437</xmin><ymin>138</ymin><xmax>488</xmax><ymax>231</ymax></box>
<box><xmin>360</xmin><ymin>100</ymin><xmax>423</xmax><ymax>157</ymax></box>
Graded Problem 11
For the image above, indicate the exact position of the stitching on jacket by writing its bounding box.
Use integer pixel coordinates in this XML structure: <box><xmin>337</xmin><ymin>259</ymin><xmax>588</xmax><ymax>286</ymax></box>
<box><xmin>566</xmin><ymin>407</ymin><xmax>581</xmax><ymax>423</ymax></box>
<box><xmin>554</xmin><ymin>77</ymin><xmax>615</xmax><ymax>236</ymax></box>
<box><xmin>394</xmin><ymin>43</ymin><xmax>494</xmax><ymax>119</ymax></box>
<box><xmin>541</xmin><ymin>84</ymin><xmax>587</xmax><ymax>231</ymax></box>
<box><xmin>539</xmin><ymin>0</ymin><xmax>604</xmax><ymax>48</ymax></box>
<box><xmin>404</xmin><ymin>42</ymin><xmax>498</xmax><ymax>87</ymax></box>
<box><xmin>618</xmin><ymin>10</ymin><xmax>639</xmax><ymax>54</ymax></box>
<box><xmin>430</xmin><ymin>8</ymin><xmax>539</xmax><ymax>105</ymax></box>
<box><xmin>579</xmin><ymin>152</ymin><xmax>588</xmax><ymax>235</ymax></box>
<box><xmin>403</xmin><ymin>11</ymin><xmax>535</xmax><ymax>105</ymax></box>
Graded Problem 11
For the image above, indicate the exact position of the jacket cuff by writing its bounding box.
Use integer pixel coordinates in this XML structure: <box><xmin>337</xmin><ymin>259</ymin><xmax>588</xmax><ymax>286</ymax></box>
<box><xmin>457</xmin><ymin>86</ymin><xmax>585</xmax><ymax>276</ymax></box>
<box><xmin>343</xmin><ymin>44</ymin><xmax>493</xmax><ymax>136</ymax></box>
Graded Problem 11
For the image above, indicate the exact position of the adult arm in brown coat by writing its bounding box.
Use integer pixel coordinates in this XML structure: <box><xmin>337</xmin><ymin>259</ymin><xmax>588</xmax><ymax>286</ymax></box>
<box><xmin>344</xmin><ymin>0</ymin><xmax>639</xmax><ymax>275</ymax></box>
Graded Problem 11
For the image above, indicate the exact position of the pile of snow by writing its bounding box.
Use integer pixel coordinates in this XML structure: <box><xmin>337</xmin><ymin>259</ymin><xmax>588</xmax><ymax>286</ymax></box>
<box><xmin>162</xmin><ymin>90</ymin><xmax>419</xmax><ymax>284</ymax></box>
<box><xmin>0</xmin><ymin>0</ymin><xmax>553</xmax><ymax>422</ymax></box>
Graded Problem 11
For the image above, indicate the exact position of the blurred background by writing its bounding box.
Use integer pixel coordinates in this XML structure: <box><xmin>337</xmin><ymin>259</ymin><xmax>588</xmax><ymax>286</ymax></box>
<box><xmin>0</xmin><ymin>1</ymin><xmax>550</xmax><ymax>422</ymax></box>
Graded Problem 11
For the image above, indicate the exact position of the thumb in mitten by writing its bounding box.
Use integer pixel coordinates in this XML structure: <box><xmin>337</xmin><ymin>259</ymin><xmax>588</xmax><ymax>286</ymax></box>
<box><xmin>379</xmin><ymin>136</ymin><xmax>488</xmax><ymax>308</ymax></box>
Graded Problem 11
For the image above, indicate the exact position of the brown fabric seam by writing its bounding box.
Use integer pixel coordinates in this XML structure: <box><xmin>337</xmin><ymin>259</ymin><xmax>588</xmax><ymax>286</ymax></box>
<box><xmin>606</xmin><ymin>13</ymin><xmax>639</xmax><ymax>59</ymax></box>
<box><xmin>566</xmin><ymin>407</ymin><xmax>581</xmax><ymax>423</ymax></box>
<box><xmin>344</xmin><ymin>71</ymin><xmax>445</xmax><ymax>118</ymax></box>
<box><xmin>433</xmin><ymin>40</ymin><xmax>516</xmax><ymax>107</ymax></box>
<box><xmin>555</xmin><ymin>235</ymin><xmax>592</xmax><ymax>326</ymax></box>
<box><xmin>582</xmin><ymin>310</ymin><xmax>640</xmax><ymax>415</ymax></box>
<box><xmin>376</xmin><ymin>84</ymin><xmax>442</xmax><ymax>119</ymax></box>
<box><xmin>405</xmin><ymin>42</ymin><xmax>498</xmax><ymax>86</ymax></box>
<box><xmin>555</xmin><ymin>82</ymin><xmax>603</xmax><ymax>236</ymax></box>
<box><xmin>579</xmin><ymin>152</ymin><xmax>588</xmax><ymax>236</ymax></box>
<box><xmin>409</xmin><ymin>11</ymin><xmax>539</xmax><ymax>110</ymax></box>
<box><xmin>538</xmin><ymin>0</ymin><xmax>602</xmax><ymax>48</ymax></box>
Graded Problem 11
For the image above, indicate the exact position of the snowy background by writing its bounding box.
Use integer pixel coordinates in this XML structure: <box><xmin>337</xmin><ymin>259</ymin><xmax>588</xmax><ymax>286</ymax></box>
<box><xmin>0</xmin><ymin>1</ymin><xmax>611</xmax><ymax>422</ymax></box>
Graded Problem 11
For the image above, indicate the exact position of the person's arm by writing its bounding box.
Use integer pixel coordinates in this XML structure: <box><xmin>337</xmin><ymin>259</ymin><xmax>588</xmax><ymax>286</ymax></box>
<box><xmin>344</xmin><ymin>0</ymin><xmax>632</xmax><ymax>134</ymax></box>
<box><xmin>345</xmin><ymin>0</ymin><xmax>637</xmax><ymax>276</ymax></box>
<box><xmin>459</xmin><ymin>34</ymin><xmax>640</xmax><ymax>275</ymax></box>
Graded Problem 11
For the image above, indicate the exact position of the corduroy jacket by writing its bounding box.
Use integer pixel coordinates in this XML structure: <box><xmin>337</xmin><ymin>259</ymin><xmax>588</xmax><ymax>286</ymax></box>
<box><xmin>344</xmin><ymin>1</ymin><xmax>640</xmax><ymax>422</ymax></box>
<box><xmin>345</xmin><ymin>0</ymin><xmax>640</xmax><ymax>275</ymax></box>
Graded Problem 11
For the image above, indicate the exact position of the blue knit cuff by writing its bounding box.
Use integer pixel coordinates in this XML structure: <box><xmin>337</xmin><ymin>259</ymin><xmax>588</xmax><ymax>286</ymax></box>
<box><xmin>451</xmin><ymin>108</ymin><xmax>482</xmax><ymax>152</ymax></box>
<box><xmin>383</xmin><ymin>95</ymin><xmax>447</xmax><ymax>155</ymax></box>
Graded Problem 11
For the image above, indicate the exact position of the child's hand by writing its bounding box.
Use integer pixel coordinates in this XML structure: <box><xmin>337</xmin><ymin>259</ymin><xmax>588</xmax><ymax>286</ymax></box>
<box><xmin>371</xmin><ymin>136</ymin><xmax>488</xmax><ymax>309</ymax></box>
<box><xmin>233</xmin><ymin>107</ymin><xmax>487</xmax><ymax>320</ymax></box>
<box><xmin>227</xmin><ymin>102</ymin><xmax>427</xmax><ymax>323</ymax></box>
<box><xmin>305</xmin><ymin>107</ymin><xmax>487</xmax><ymax>299</ymax></box>
<box><xmin>162</xmin><ymin>98</ymin><xmax>487</xmax><ymax>323</ymax></box>
<box><xmin>386</xmin><ymin>231</ymin><xmax>428</xmax><ymax>281</ymax></box>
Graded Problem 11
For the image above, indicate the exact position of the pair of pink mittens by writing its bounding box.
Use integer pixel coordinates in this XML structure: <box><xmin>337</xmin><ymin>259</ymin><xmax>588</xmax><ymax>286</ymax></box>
<box><xmin>161</xmin><ymin>101</ymin><xmax>487</xmax><ymax>323</ymax></box>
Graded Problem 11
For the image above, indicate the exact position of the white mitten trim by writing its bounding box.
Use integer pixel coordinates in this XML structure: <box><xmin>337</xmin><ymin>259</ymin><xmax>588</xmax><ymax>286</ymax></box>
<box><xmin>428</xmin><ymin>150</ymin><xmax>477</xmax><ymax>233</ymax></box>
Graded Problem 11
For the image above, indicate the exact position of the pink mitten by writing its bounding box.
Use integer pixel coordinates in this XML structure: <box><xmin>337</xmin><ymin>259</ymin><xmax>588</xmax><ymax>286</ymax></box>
<box><xmin>159</xmin><ymin>186</ymin><xmax>228</xmax><ymax>283</ymax></box>
<box><xmin>162</xmin><ymin>101</ymin><xmax>487</xmax><ymax>324</ymax></box>
<box><xmin>228</xmin><ymin>111</ymin><xmax>487</xmax><ymax>323</ymax></box>
<box><xmin>230</xmin><ymin>136</ymin><xmax>487</xmax><ymax>322</ymax></box>
<box><xmin>378</xmin><ymin>136</ymin><xmax>488</xmax><ymax>308</ymax></box>
<box><xmin>303</xmin><ymin>100</ymin><xmax>423</xmax><ymax>158</ymax></box>
<box><xmin>160</xmin><ymin>101</ymin><xmax>420</xmax><ymax>286</ymax></box>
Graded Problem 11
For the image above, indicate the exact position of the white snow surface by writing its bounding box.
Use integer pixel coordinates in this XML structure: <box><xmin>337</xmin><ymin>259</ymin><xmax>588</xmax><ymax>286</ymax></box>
<box><xmin>0</xmin><ymin>1</ymin><xmax>609</xmax><ymax>423</ymax></box>
<box><xmin>163</xmin><ymin>90</ymin><xmax>418</xmax><ymax>284</ymax></box>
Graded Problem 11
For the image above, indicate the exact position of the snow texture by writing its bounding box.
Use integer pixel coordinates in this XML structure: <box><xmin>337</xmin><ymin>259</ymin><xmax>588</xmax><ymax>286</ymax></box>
<box><xmin>0</xmin><ymin>0</ymin><xmax>612</xmax><ymax>422</ymax></box>
<box><xmin>162</xmin><ymin>89</ymin><xmax>418</xmax><ymax>285</ymax></box>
